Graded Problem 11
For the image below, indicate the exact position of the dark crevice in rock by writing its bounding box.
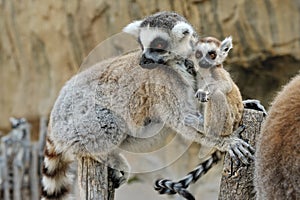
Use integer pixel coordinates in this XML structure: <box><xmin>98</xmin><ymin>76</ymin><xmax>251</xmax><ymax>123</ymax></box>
<box><xmin>228</xmin><ymin>55</ymin><xmax>300</xmax><ymax>108</ymax></box>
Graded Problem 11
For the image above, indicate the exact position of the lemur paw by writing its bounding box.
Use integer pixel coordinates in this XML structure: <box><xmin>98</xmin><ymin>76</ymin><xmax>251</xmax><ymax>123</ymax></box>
<box><xmin>195</xmin><ymin>89</ymin><xmax>210</xmax><ymax>102</ymax></box>
<box><xmin>222</xmin><ymin>125</ymin><xmax>255</xmax><ymax>166</ymax></box>
<box><xmin>243</xmin><ymin>99</ymin><xmax>268</xmax><ymax>116</ymax></box>
<box><xmin>110</xmin><ymin>168</ymin><xmax>128</xmax><ymax>189</ymax></box>
<box><xmin>107</xmin><ymin>154</ymin><xmax>130</xmax><ymax>189</ymax></box>
<box><xmin>228</xmin><ymin>137</ymin><xmax>255</xmax><ymax>166</ymax></box>
<box><xmin>184</xmin><ymin>113</ymin><xmax>204</xmax><ymax>128</ymax></box>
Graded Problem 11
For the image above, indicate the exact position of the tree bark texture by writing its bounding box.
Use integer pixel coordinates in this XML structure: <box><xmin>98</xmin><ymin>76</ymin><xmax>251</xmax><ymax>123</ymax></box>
<box><xmin>218</xmin><ymin>108</ymin><xmax>265</xmax><ymax>200</ymax></box>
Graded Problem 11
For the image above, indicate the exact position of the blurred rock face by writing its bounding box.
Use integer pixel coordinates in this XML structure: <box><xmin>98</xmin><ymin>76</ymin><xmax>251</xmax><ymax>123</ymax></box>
<box><xmin>0</xmin><ymin>0</ymin><xmax>299</xmax><ymax>130</ymax></box>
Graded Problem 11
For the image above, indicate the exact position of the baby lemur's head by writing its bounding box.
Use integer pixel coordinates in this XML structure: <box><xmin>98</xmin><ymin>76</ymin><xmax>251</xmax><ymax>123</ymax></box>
<box><xmin>194</xmin><ymin>36</ymin><xmax>233</xmax><ymax>69</ymax></box>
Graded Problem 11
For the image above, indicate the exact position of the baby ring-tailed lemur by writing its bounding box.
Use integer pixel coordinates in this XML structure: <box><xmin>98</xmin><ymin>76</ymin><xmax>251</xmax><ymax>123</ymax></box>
<box><xmin>255</xmin><ymin>73</ymin><xmax>300</xmax><ymax>200</ymax></box>
<box><xmin>155</xmin><ymin>36</ymin><xmax>255</xmax><ymax>199</ymax></box>
<box><xmin>41</xmin><ymin>11</ymin><xmax>204</xmax><ymax>200</ymax></box>
<box><xmin>185</xmin><ymin>36</ymin><xmax>254</xmax><ymax>162</ymax></box>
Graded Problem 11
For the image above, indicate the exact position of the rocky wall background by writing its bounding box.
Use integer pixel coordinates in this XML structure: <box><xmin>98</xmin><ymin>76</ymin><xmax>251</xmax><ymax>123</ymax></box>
<box><xmin>1</xmin><ymin>0</ymin><xmax>300</xmax><ymax>132</ymax></box>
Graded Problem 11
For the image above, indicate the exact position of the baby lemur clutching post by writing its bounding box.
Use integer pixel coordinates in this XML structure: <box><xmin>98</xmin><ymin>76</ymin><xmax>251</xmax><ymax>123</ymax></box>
<box><xmin>155</xmin><ymin>36</ymin><xmax>254</xmax><ymax>199</ymax></box>
<box><xmin>41</xmin><ymin>12</ymin><xmax>253</xmax><ymax>200</ymax></box>
<box><xmin>186</xmin><ymin>36</ymin><xmax>253</xmax><ymax>162</ymax></box>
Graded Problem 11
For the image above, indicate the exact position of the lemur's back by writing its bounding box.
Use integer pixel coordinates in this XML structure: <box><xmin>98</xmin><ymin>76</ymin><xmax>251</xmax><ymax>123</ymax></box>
<box><xmin>49</xmin><ymin>49</ymin><xmax>197</xmax><ymax>155</ymax></box>
<box><xmin>255</xmin><ymin>73</ymin><xmax>300</xmax><ymax>200</ymax></box>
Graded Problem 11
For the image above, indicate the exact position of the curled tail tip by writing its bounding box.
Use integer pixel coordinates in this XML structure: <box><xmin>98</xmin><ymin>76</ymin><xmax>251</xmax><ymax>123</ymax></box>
<box><xmin>176</xmin><ymin>188</ymin><xmax>195</xmax><ymax>200</ymax></box>
<box><xmin>154</xmin><ymin>182</ymin><xmax>162</xmax><ymax>191</ymax></box>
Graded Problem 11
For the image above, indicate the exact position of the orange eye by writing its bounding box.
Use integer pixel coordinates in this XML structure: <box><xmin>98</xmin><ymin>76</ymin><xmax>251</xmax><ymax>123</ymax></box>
<box><xmin>156</xmin><ymin>43</ymin><xmax>163</xmax><ymax>49</ymax></box>
<box><xmin>150</xmin><ymin>37</ymin><xmax>168</xmax><ymax>51</ymax></box>
<box><xmin>208</xmin><ymin>51</ymin><xmax>217</xmax><ymax>60</ymax></box>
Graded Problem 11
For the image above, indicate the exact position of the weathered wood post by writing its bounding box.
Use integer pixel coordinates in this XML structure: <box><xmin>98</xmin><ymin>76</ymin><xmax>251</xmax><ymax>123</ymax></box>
<box><xmin>30</xmin><ymin>143</ymin><xmax>40</xmax><ymax>200</ymax></box>
<box><xmin>78</xmin><ymin>156</ymin><xmax>115</xmax><ymax>200</ymax></box>
<box><xmin>218</xmin><ymin>108</ymin><xmax>265</xmax><ymax>199</ymax></box>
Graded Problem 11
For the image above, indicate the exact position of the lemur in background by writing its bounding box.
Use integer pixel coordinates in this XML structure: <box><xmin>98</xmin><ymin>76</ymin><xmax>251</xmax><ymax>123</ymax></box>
<box><xmin>255</xmin><ymin>73</ymin><xmax>300</xmax><ymax>199</ymax></box>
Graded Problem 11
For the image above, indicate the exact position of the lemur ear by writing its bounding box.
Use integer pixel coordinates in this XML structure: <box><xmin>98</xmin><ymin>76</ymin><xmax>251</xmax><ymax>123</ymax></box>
<box><xmin>220</xmin><ymin>36</ymin><xmax>233</xmax><ymax>53</ymax></box>
<box><xmin>9</xmin><ymin>117</ymin><xmax>18</xmax><ymax>126</ymax></box>
<box><xmin>172</xmin><ymin>22</ymin><xmax>194</xmax><ymax>39</ymax></box>
<box><xmin>123</xmin><ymin>20</ymin><xmax>143</xmax><ymax>38</ymax></box>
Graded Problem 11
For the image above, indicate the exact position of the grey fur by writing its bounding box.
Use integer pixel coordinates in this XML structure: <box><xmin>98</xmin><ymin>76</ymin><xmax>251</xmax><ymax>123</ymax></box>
<box><xmin>140</xmin><ymin>11</ymin><xmax>189</xmax><ymax>30</ymax></box>
<box><xmin>42</xmin><ymin>12</ymin><xmax>202</xmax><ymax>200</ymax></box>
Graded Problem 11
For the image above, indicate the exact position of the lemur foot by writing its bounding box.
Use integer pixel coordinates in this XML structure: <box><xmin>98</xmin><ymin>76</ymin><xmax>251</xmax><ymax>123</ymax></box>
<box><xmin>227</xmin><ymin>125</ymin><xmax>255</xmax><ymax>165</ymax></box>
<box><xmin>243</xmin><ymin>99</ymin><xmax>267</xmax><ymax>116</ymax></box>
<box><xmin>107</xmin><ymin>154</ymin><xmax>129</xmax><ymax>188</ymax></box>
<box><xmin>109</xmin><ymin>168</ymin><xmax>128</xmax><ymax>188</ymax></box>
<box><xmin>195</xmin><ymin>89</ymin><xmax>210</xmax><ymax>102</ymax></box>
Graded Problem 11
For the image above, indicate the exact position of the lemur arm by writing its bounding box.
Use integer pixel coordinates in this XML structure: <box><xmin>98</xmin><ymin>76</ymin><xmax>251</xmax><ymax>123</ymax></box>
<box><xmin>184</xmin><ymin>113</ymin><xmax>254</xmax><ymax>165</ymax></box>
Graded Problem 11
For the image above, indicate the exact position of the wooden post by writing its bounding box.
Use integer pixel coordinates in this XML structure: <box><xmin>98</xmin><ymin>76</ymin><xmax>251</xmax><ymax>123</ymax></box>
<box><xmin>78</xmin><ymin>157</ymin><xmax>115</xmax><ymax>200</ymax></box>
<box><xmin>218</xmin><ymin>109</ymin><xmax>265</xmax><ymax>199</ymax></box>
<box><xmin>38</xmin><ymin>117</ymin><xmax>48</xmax><ymax>163</ymax></box>
<box><xmin>30</xmin><ymin>143</ymin><xmax>39</xmax><ymax>200</ymax></box>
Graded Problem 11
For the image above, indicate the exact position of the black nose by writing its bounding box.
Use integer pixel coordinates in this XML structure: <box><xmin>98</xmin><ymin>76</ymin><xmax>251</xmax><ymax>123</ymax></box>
<box><xmin>198</xmin><ymin>60</ymin><xmax>211</xmax><ymax>69</ymax></box>
<box><xmin>157</xmin><ymin>59</ymin><xmax>165</xmax><ymax>64</ymax></box>
<box><xmin>139</xmin><ymin>54</ymin><xmax>159</xmax><ymax>69</ymax></box>
<box><xmin>140</xmin><ymin>54</ymin><xmax>154</xmax><ymax>65</ymax></box>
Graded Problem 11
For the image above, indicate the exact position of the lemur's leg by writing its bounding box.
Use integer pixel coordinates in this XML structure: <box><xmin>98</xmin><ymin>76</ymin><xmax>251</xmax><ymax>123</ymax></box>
<box><xmin>185</xmin><ymin>113</ymin><xmax>254</xmax><ymax>165</ymax></box>
<box><xmin>107</xmin><ymin>153</ymin><xmax>130</xmax><ymax>188</ymax></box>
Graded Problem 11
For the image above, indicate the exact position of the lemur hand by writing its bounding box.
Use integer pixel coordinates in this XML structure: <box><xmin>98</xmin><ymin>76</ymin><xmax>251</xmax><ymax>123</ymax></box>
<box><xmin>195</xmin><ymin>89</ymin><xmax>210</xmax><ymax>102</ymax></box>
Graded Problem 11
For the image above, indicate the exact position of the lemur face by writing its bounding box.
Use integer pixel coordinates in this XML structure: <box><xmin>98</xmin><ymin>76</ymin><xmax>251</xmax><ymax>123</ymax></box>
<box><xmin>194</xmin><ymin>36</ymin><xmax>232</xmax><ymax>69</ymax></box>
<box><xmin>10</xmin><ymin>117</ymin><xmax>27</xmax><ymax>129</ymax></box>
<box><xmin>123</xmin><ymin>12</ymin><xmax>198</xmax><ymax>69</ymax></box>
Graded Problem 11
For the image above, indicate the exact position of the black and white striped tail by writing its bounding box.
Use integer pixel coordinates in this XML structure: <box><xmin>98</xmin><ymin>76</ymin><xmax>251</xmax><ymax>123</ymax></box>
<box><xmin>243</xmin><ymin>99</ymin><xmax>267</xmax><ymax>116</ymax></box>
<box><xmin>154</xmin><ymin>151</ymin><xmax>223</xmax><ymax>200</ymax></box>
<box><xmin>41</xmin><ymin>137</ymin><xmax>73</xmax><ymax>200</ymax></box>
